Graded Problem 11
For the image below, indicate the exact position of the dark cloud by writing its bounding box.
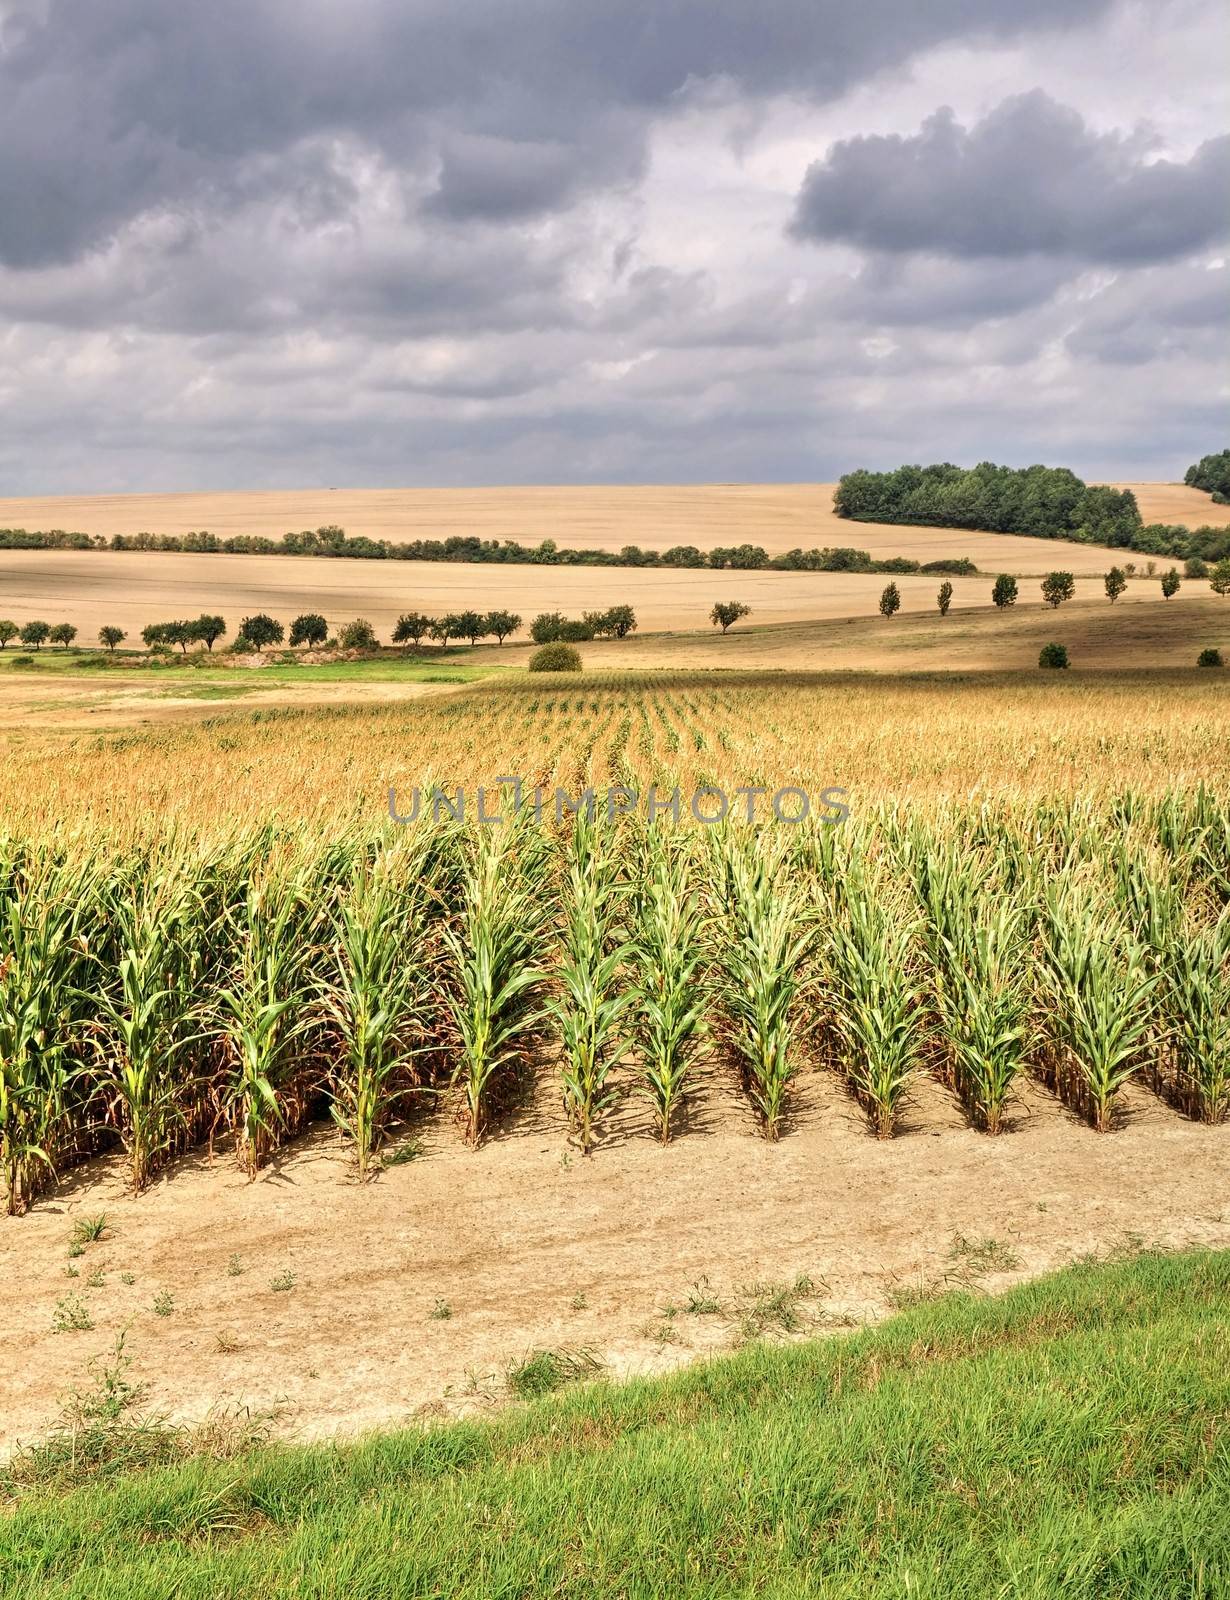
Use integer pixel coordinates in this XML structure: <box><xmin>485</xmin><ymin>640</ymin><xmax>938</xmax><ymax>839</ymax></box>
<box><xmin>0</xmin><ymin>0</ymin><xmax>1118</xmax><ymax>267</ymax></box>
<box><xmin>791</xmin><ymin>91</ymin><xmax>1230</xmax><ymax>263</ymax></box>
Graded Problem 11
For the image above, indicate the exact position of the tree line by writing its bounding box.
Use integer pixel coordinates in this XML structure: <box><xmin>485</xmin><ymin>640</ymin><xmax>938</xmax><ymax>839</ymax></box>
<box><xmin>0</xmin><ymin>521</ymin><xmax>980</xmax><ymax>576</ymax></box>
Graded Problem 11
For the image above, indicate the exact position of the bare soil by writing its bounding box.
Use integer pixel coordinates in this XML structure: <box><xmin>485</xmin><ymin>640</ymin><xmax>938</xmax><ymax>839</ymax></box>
<box><xmin>4</xmin><ymin>1061</ymin><xmax>1226</xmax><ymax>1452</ymax></box>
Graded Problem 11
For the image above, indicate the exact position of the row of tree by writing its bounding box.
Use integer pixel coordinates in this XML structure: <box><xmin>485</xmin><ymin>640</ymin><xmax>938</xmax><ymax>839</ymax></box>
<box><xmin>873</xmin><ymin>562</ymin><xmax>1230</xmax><ymax>619</ymax></box>
<box><xmin>0</xmin><ymin>520</ymin><xmax>977</xmax><ymax>576</ymax></box>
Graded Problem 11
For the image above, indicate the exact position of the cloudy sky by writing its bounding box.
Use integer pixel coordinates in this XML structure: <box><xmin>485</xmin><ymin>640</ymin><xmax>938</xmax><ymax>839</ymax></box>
<box><xmin>0</xmin><ymin>0</ymin><xmax>1225</xmax><ymax>492</ymax></box>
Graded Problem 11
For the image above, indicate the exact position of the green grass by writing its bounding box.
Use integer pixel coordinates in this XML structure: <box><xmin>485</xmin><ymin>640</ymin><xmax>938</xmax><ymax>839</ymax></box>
<box><xmin>0</xmin><ymin>647</ymin><xmax>502</xmax><ymax>685</ymax></box>
<box><xmin>2</xmin><ymin>1249</ymin><xmax>1227</xmax><ymax>1597</ymax></box>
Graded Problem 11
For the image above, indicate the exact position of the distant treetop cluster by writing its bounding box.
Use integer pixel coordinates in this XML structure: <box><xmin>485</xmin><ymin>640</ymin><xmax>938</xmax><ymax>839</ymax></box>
<box><xmin>1185</xmin><ymin>449</ymin><xmax>1230</xmax><ymax>504</ymax></box>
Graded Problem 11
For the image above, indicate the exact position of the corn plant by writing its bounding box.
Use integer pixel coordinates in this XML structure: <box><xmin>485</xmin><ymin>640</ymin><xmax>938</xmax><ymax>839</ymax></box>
<box><xmin>827</xmin><ymin>861</ymin><xmax>926</xmax><ymax>1139</ymax></box>
<box><xmin>915</xmin><ymin>846</ymin><xmax>1032</xmax><ymax>1133</ymax></box>
<box><xmin>0</xmin><ymin>853</ymin><xmax>96</xmax><ymax>1212</ymax></box>
<box><xmin>1040</xmin><ymin>879</ymin><xmax>1157</xmax><ymax>1131</ymax></box>
<box><xmin>711</xmin><ymin>834</ymin><xmax>810</xmax><ymax>1140</ymax></box>
<box><xmin>217</xmin><ymin>863</ymin><xmax>319</xmax><ymax>1177</ymax></box>
<box><xmin>85</xmin><ymin>868</ymin><xmax>208</xmax><ymax>1193</ymax></box>
<box><xmin>442</xmin><ymin>829</ymin><xmax>545</xmax><ymax>1146</ymax></box>
<box><xmin>632</xmin><ymin>836</ymin><xmax>708</xmax><ymax>1142</ymax></box>
<box><xmin>318</xmin><ymin>843</ymin><xmax>438</xmax><ymax>1178</ymax></box>
<box><xmin>547</xmin><ymin>820</ymin><xmax>631</xmax><ymax>1153</ymax></box>
<box><xmin>1163</xmin><ymin>908</ymin><xmax>1230</xmax><ymax>1124</ymax></box>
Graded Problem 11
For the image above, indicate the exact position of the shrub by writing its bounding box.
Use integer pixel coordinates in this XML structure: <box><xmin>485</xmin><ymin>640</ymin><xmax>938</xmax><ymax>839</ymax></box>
<box><xmin>528</xmin><ymin>643</ymin><xmax>582</xmax><ymax>672</ymax></box>
<box><xmin>338</xmin><ymin>619</ymin><xmax>377</xmax><ymax>650</ymax></box>
<box><xmin>936</xmin><ymin>581</ymin><xmax>953</xmax><ymax>616</ymax></box>
<box><xmin>1039</xmin><ymin>642</ymin><xmax>1070</xmax><ymax>669</ymax></box>
<box><xmin>1197</xmin><ymin>647</ymin><xmax>1224</xmax><ymax>668</ymax></box>
<box><xmin>557</xmin><ymin>620</ymin><xmax>593</xmax><ymax>643</ymax></box>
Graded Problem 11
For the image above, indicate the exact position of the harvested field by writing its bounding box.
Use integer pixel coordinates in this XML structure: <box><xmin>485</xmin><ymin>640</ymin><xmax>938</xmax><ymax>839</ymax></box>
<box><xmin>0</xmin><ymin>482</ymin><xmax>1141</xmax><ymax>569</ymax></box>
<box><xmin>0</xmin><ymin>550</ymin><xmax>1171</xmax><ymax>644</ymax></box>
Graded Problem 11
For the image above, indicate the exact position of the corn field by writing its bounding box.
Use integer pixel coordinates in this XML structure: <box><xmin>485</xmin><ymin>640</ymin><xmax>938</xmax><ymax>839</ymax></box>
<box><xmin>1</xmin><ymin>785</ymin><xmax>1227</xmax><ymax>1213</ymax></box>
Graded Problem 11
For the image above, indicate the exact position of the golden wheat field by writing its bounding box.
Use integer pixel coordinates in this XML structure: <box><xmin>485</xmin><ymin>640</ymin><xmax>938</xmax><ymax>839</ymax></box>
<box><xmin>3</xmin><ymin>669</ymin><xmax>1226</xmax><ymax>836</ymax></box>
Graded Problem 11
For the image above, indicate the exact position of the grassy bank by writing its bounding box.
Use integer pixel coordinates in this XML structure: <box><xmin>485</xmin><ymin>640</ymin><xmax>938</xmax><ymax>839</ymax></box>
<box><xmin>2</xmin><ymin>1249</ymin><xmax>1227</xmax><ymax>1598</ymax></box>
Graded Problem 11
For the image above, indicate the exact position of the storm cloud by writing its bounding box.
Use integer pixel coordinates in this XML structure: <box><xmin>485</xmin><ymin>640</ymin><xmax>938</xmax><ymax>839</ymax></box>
<box><xmin>791</xmin><ymin>91</ymin><xmax>1230</xmax><ymax>263</ymax></box>
<box><xmin>0</xmin><ymin>0</ymin><xmax>1224</xmax><ymax>490</ymax></box>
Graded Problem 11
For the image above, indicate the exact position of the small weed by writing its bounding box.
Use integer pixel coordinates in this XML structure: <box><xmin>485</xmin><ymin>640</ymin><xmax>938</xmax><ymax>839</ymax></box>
<box><xmin>225</xmin><ymin>1254</ymin><xmax>244</xmax><ymax>1277</ymax></box>
<box><xmin>152</xmin><ymin>1291</ymin><xmax>175</xmax><ymax>1318</ymax></box>
<box><xmin>269</xmin><ymin>1271</ymin><xmax>297</xmax><ymax>1294</ymax></box>
<box><xmin>51</xmin><ymin>1294</ymin><xmax>93</xmax><ymax>1333</ymax></box>
<box><xmin>214</xmin><ymin>1331</ymin><xmax>242</xmax><ymax>1354</ymax></box>
<box><xmin>85</xmin><ymin>1269</ymin><xmax>105</xmax><ymax>1289</ymax></box>
<box><xmin>734</xmin><ymin>1275</ymin><xmax>820</xmax><ymax>1342</ymax></box>
<box><xmin>686</xmin><ymin>1276</ymin><xmax>721</xmax><ymax>1316</ymax></box>
<box><xmin>570</xmin><ymin>1292</ymin><xmax>588</xmax><ymax>1311</ymax></box>
<box><xmin>71</xmin><ymin>1215</ymin><xmax>111</xmax><ymax>1246</ymax></box>
<box><xmin>66</xmin><ymin>1241</ymin><xmax>85</xmax><ymax>1260</ymax></box>
<box><xmin>120</xmin><ymin>1272</ymin><xmax>136</xmax><ymax>1286</ymax></box>
<box><xmin>429</xmin><ymin>1298</ymin><xmax>452</xmax><ymax>1321</ymax></box>
<box><xmin>385</xmin><ymin>1138</ymin><xmax>424</xmax><ymax>1167</ymax></box>
<box><xmin>506</xmin><ymin>1347</ymin><xmax>603</xmax><ymax>1400</ymax></box>
<box><xmin>63</xmin><ymin>1265</ymin><xmax>79</xmax><ymax>1279</ymax></box>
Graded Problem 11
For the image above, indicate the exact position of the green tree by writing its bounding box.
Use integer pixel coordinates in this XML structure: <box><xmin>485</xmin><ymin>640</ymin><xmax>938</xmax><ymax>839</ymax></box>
<box><xmin>603</xmin><ymin>604</ymin><xmax>638</xmax><ymax>638</ymax></box>
<box><xmin>19</xmin><ymin>620</ymin><xmax>50</xmax><ymax>651</ymax></box>
<box><xmin>236</xmin><ymin>614</ymin><xmax>284</xmax><ymax>651</ymax></box>
<box><xmin>710</xmin><ymin>601</ymin><xmax>752</xmax><ymax>633</ymax></box>
<box><xmin>163</xmin><ymin>621</ymin><xmax>192</xmax><ymax>653</ymax></box>
<box><xmin>141</xmin><ymin>623</ymin><xmax>168</xmax><ymax>649</ymax></box>
<box><xmin>392</xmin><ymin>611</ymin><xmax>434</xmax><ymax>649</ymax></box>
<box><xmin>191</xmin><ymin>615</ymin><xmax>227</xmax><ymax>651</ymax></box>
<box><xmin>99</xmin><ymin>626</ymin><xmax>126</xmax><ymax>651</ymax></box>
<box><xmin>0</xmin><ymin>620</ymin><xmax>16</xmax><ymax>649</ymax></box>
<box><xmin>992</xmin><ymin>574</ymin><xmax>1018</xmax><ymax>609</ymax></box>
<box><xmin>430</xmin><ymin>615</ymin><xmax>462</xmax><ymax>648</ymax></box>
<box><xmin>1041</xmin><ymin>572</ymin><xmax>1076</xmax><ymax>609</ymax></box>
<box><xmin>1197</xmin><ymin>647</ymin><xmax>1223</xmax><ymax>667</ymax></box>
<box><xmin>48</xmin><ymin>623</ymin><xmax>77</xmax><ymax>649</ymax></box>
<box><xmin>1104</xmin><ymin>567</ymin><xmax>1127</xmax><ymax>603</ymax></box>
<box><xmin>936</xmin><ymin>581</ymin><xmax>953</xmax><ymax>616</ymax></box>
<box><xmin>339</xmin><ymin>619</ymin><xmax>377</xmax><ymax>650</ymax></box>
<box><xmin>453</xmin><ymin>611</ymin><xmax>487</xmax><ymax>646</ymax></box>
<box><xmin>879</xmin><ymin>583</ymin><xmax>901</xmax><ymax>618</ymax></box>
<box><xmin>1039</xmin><ymin>642</ymin><xmax>1070</xmax><ymax>669</ymax></box>
<box><xmin>1210</xmin><ymin>558</ymin><xmax>1230</xmax><ymax>597</ymax></box>
<box><xmin>289</xmin><ymin>613</ymin><xmax>328</xmax><ymax>648</ymax></box>
<box><xmin>1161</xmin><ymin>568</ymin><xmax>1181</xmax><ymax>599</ymax></box>
<box><xmin>483</xmin><ymin>610</ymin><xmax>521</xmax><ymax>645</ymax></box>
<box><xmin>530</xmin><ymin>612</ymin><xmax>564</xmax><ymax>644</ymax></box>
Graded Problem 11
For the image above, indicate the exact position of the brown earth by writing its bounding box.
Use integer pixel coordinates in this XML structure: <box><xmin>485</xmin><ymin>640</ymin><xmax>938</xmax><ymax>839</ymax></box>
<box><xmin>3</xmin><ymin>1062</ymin><xmax>1227</xmax><ymax>1452</ymax></box>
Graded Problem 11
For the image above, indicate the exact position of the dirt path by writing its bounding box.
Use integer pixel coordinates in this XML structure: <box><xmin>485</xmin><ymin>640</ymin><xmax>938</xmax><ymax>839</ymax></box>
<box><xmin>4</xmin><ymin>1064</ymin><xmax>1226</xmax><ymax>1452</ymax></box>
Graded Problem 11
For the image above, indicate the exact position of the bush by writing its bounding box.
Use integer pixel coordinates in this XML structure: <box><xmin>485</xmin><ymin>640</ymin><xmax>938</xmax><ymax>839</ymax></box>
<box><xmin>528</xmin><ymin>643</ymin><xmax>582</xmax><ymax>673</ymax></box>
<box><xmin>1038</xmin><ymin>642</ymin><xmax>1070</xmax><ymax>670</ymax></box>
<box><xmin>1197</xmin><ymin>647</ymin><xmax>1224</xmax><ymax>668</ymax></box>
<box><xmin>557</xmin><ymin>619</ymin><xmax>593</xmax><ymax>642</ymax></box>
<box><xmin>338</xmin><ymin>619</ymin><xmax>377</xmax><ymax>650</ymax></box>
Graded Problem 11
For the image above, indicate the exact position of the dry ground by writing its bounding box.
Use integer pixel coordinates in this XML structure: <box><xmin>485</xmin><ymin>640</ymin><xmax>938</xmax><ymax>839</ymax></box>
<box><xmin>0</xmin><ymin>551</ymin><xmax>1183</xmax><ymax>646</ymax></box>
<box><xmin>3</xmin><ymin>1061</ymin><xmax>1227</xmax><ymax>1451</ymax></box>
<box><xmin>5</xmin><ymin>479</ymin><xmax>1216</xmax><ymax>565</ymax></box>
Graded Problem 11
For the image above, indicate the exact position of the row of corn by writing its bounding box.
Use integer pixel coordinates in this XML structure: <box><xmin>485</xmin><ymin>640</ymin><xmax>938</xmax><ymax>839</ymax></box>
<box><xmin>1</xmin><ymin>787</ymin><xmax>1227</xmax><ymax>1212</ymax></box>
